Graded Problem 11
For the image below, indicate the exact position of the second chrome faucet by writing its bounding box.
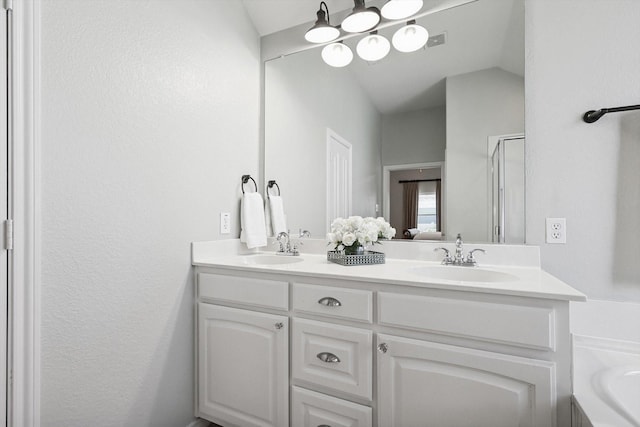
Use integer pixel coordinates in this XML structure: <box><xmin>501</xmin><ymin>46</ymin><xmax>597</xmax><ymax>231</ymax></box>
<box><xmin>434</xmin><ymin>233</ymin><xmax>485</xmax><ymax>266</ymax></box>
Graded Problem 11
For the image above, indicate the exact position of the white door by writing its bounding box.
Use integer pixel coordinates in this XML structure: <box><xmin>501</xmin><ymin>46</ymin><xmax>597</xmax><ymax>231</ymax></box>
<box><xmin>377</xmin><ymin>334</ymin><xmax>555</xmax><ymax>427</ymax></box>
<box><xmin>198</xmin><ymin>303</ymin><xmax>289</xmax><ymax>427</ymax></box>
<box><xmin>326</xmin><ymin>129</ymin><xmax>352</xmax><ymax>228</ymax></box>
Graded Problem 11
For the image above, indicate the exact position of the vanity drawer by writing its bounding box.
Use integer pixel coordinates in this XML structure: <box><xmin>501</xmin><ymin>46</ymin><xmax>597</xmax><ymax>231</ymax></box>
<box><xmin>291</xmin><ymin>386</ymin><xmax>372</xmax><ymax>427</ymax></box>
<box><xmin>378</xmin><ymin>292</ymin><xmax>556</xmax><ymax>351</ymax></box>
<box><xmin>292</xmin><ymin>318</ymin><xmax>372</xmax><ymax>400</ymax></box>
<box><xmin>198</xmin><ymin>273</ymin><xmax>288</xmax><ymax>311</ymax></box>
<box><xmin>293</xmin><ymin>283</ymin><xmax>373</xmax><ymax>323</ymax></box>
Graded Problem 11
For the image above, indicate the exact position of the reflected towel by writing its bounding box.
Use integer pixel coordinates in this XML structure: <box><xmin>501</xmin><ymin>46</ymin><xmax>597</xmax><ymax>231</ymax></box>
<box><xmin>269</xmin><ymin>195</ymin><xmax>287</xmax><ymax>237</ymax></box>
<box><xmin>240</xmin><ymin>192</ymin><xmax>268</xmax><ymax>249</ymax></box>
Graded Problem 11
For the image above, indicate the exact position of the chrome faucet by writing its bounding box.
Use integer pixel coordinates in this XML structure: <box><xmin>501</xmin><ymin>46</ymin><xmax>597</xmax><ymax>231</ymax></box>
<box><xmin>298</xmin><ymin>229</ymin><xmax>311</xmax><ymax>238</ymax></box>
<box><xmin>275</xmin><ymin>231</ymin><xmax>300</xmax><ymax>256</ymax></box>
<box><xmin>454</xmin><ymin>233</ymin><xmax>465</xmax><ymax>264</ymax></box>
<box><xmin>434</xmin><ymin>233</ymin><xmax>485</xmax><ymax>266</ymax></box>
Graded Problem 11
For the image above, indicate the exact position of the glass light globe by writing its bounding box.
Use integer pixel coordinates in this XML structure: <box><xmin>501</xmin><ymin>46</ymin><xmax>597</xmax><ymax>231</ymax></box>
<box><xmin>305</xmin><ymin>25</ymin><xmax>340</xmax><ymax>43</ymax></box>
<box><xmin>392</xmin><ymin>23</ymin><xmax>429</xmax><ymax>53</ymax></box>
<box><xmin>381</xmin><ymin>0</ymin><xmax>423</xmax><ymax>20</ymax></box>
<box><xmin>341</xmin><ymin>9</ymin><xmax>381</xmax><ymax>33</ymax></box>
<box><xmin>321</xmin><ymin>42</ymin><xmax>354</xmax><ymax>67</ymax></box>
<box><xmin>356</xmin><ymin>33</ymin><xmax>391</xmax><ymax>62</ymax></box>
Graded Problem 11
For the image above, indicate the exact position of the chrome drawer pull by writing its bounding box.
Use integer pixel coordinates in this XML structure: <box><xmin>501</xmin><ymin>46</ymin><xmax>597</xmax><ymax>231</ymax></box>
<box><xmin>318</xmin><ymin>297</ymin><xmax>342</xmax><ymax>307</ymax></box>
<box><xmin>318</xmin><ymin>425</ymin><xmax>331</xmax><ymax>427</ymax></box>
<box><xmin>317</xmin><ymin>352</ymin><xmax>341</xmax><ymax>363</ymax></box>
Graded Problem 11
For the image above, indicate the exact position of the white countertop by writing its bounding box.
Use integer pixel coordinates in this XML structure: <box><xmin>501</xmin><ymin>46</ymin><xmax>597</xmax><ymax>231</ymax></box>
<box><xmin>192</xmin><ymin>239</ymin><xmax>586</xmax><ymax>302</ymax></box>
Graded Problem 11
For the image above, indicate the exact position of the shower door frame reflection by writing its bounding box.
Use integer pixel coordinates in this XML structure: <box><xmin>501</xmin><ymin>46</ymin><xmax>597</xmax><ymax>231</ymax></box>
<box><xmin>490</xmin><ymin>135</ymin><xmax>525</xmax><ymax>244</ymax></box>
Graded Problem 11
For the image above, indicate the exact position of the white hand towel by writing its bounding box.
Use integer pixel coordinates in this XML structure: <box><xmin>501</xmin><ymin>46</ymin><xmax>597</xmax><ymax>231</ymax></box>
<box><xmin>264</xmin><ymin>197</ymin><xmax>273</xmax><ymax>237</ymax></box>
<box><xmin>240</xmin><ymin>192</ymin><xmax>268</xmax><ymax>249</ymax></box>
<box><xmin>269</xmin><ymin>195</ymin><xmax>287</xmax><ymax>236</ymax></box>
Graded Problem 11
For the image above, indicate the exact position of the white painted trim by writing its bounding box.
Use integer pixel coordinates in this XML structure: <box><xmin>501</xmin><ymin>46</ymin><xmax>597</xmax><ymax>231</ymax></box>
<box><xmin>9</xmin><ymin>0</ymin><xmax>40</xmax><ymax>426</ymax></box>
<box><xmin>382</xmin><ymin>161</ymin><xmax>445</xmax><ymax>233</ymax></box>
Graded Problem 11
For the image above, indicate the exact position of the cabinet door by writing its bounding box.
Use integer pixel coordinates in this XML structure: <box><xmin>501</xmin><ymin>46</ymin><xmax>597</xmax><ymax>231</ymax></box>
<box><xmin>377</xmin><ymin>334</ymin><xmax>555</xmax><ymax>427</ymax></box>
<box><xmin>198</xmin><ymin>303</ymin><xmax>288</xmax><ymax>427</ymax></box>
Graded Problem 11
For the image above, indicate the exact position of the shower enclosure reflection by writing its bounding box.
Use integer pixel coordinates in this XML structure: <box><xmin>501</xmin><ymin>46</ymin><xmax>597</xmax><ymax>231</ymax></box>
<box><xmin>490</xmin><ymin>135</ymin><xmax>525</xmax><ymax>243</ymax></box>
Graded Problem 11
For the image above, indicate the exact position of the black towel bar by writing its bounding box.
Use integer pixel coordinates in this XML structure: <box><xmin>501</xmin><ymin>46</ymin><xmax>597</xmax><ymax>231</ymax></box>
<box><xmin>241</xmin><ymin>175</ymin><xmax>257</xmax><ymax>194</ymax></box>
<box><xmin>583</xmin><ymin>104</ymin><xmax>640</xmax><ymax>123</ymax></box>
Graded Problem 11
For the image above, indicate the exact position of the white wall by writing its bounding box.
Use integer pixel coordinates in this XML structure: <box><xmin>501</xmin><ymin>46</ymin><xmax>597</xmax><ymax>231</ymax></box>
<box><xmin>525</xmin><ymin>0</ymin><xmax>640</xmax><ymax>302</ymax></box>
<box><xmin>381</xmin><ymin>106</ymin><xmax>446</xmax><ymax>166</ymax></box>
<box><xmin>39</xmin><ymin>1</ymin><xmax>260</xmax><ymax>426</ymax></box>
<box><xmin>446</xmin><ymin>67</ymin><xmax>525</xmax><ymax>242</ymax></box>
<box><xmin>265</xmin><ymin>50</ymin><xmax>381</xmax><ymax>237</ymax></box>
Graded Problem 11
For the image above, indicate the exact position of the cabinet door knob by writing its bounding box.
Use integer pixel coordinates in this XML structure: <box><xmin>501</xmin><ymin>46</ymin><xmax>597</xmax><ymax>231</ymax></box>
<box><xmin>318</xmin><ymin>297</ymin><xmax>342</xmax><ymax>307</ymax></box>
<box><xmin>274</xmin><ymin>322</ymin><xmax>284</xmax><ymax>330</ymax></box>
<box><xmin>317</xmin><ymin>352</ymin><xmax>340</xmax><ymax>363</ymax></box>
<box><xmin>377</xmin><ymin>343</ymin><xmax>388</xmax><ymax>354</ymax></box>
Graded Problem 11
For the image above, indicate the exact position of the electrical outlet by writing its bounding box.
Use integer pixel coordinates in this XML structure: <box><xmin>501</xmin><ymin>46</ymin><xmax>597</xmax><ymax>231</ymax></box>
<box><xmin>546</xmin><ymin>218</ymin><xmax>566</xmax><ymax>244</ymax></box>
<box><xmin>220</xmin><ymin>212</ymin><xmax>231</xmax><ymax>234</ymax></box>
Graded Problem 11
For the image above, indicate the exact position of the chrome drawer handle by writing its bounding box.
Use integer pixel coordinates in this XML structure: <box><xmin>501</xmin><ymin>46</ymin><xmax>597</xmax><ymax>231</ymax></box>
<box><xmin>317</xmin><ymin>352</ymin><xmax>340</xmax><ymax>363</ymax></box>
<box><xmin>318</xmin><ymin>297</ymin><xmax>342</xmax><ymax>307</ymax></box>
<box><xmin>318</xmin><ymin>425</ymin><xmax>331</xmax><ymax>427</ymax></box>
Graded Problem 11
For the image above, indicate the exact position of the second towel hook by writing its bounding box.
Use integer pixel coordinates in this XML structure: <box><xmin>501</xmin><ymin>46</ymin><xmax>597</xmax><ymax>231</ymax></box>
<box><xmin>267</xmin><ymin>180</ymin><xmax>281</xmax><ymax>198</ymax></box>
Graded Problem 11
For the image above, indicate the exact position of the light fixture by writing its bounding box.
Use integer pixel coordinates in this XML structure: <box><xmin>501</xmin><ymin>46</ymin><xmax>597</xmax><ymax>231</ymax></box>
<box><xmin>321</xmin><ymin>42</ymin><xmax>354</xmax><ymax>67</ymax></box>
<box><xmin>305</xmin><ymin>1</ymin><xmax>340</xmax><ymax>43</ymax></box>
<box><xmin>356</xmin><ymin>32</ymin><xmax>390</xmax><ymax>62</ymax></box>
<box><xmin>381</xmin><ymin>0</ymin><xmax>423</xmax><ymax>20</ymax></box>
<box><xmin>392</xmin><ymin>20</ymin><xmax>429</xmax><ymax>53</ymax></box>
<box><xmin>341</xmin><ymin>0</ymin><xmax>381</xmax><ymax>33</ymax></box>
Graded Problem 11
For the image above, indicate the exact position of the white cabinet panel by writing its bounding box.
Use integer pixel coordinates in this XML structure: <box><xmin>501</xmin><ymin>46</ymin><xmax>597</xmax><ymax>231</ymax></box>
<box><xmin>291</xmin><ymin>386</ymin><xmax>372</xmax><ymax>427</ymax></box>
<box><xmin>378</xmin><ymin>292</ymin><xmax>556</xmax><ymax>350</ymax></box>
<box><xmin>199</xmin><ymin>273</ymin><xmax>288</xmax><ymax>310</ymax></box>
<box><xmin>377</xmin><ymin>334</ymin><xmax>555</xmax><ymax>427</ymax></box>
<box><xmin>198</xmin><ymin>303</ymin><xmax>288</xmax><ymax>427</ymax></box>
<box><xmin>292</xmin><ymin>318</ymin><xmax>372</xmax><ymax>400</ymax></box>
<box><xmin>293</xmin><ymin>283</ymin><xmax>373</xmax><ymax>323</ymax></box>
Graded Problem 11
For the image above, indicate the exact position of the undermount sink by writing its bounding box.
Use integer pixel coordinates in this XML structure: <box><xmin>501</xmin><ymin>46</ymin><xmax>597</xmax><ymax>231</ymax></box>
<box><xmin>410</xmin><ymin>265</ymin><xmax>518</xmax><ymax>283</ymax></box>
<box><xmin>239</xmin><ymin>254</ymin><xmax>305</xmax><ymax>265</ymax></box>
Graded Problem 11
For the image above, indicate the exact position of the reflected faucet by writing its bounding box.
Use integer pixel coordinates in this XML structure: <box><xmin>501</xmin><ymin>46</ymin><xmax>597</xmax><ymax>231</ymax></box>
<box><xmin>298</xmin><ymin>229</ymin><xmax>311</xmax><ymax>238</ymax></box>
<box><xmin>434</xmin><ymin>233</ymin><xmax>486</xmax><ymax>266</ymax></box>
<box><xmin>275</xmin><ymin>231</ymin><xmax>300</xmax><ymax>256</ymax></box>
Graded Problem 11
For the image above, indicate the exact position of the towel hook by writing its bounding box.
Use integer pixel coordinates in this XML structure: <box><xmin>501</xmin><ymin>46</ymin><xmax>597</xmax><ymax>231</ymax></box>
<box><xmin>583</xmin><ymin>104</ymin><xmax>640</xmax><ymax>123</ymax></box>
<box><xmin>267</xmin><ymin>180</ymin><xmax>281</xmax><ymax>198</ymax></box>
<box><xmin>241</xmin><ymin>175</ymin><xmax>258</xmax><ymax>194</ymax></box>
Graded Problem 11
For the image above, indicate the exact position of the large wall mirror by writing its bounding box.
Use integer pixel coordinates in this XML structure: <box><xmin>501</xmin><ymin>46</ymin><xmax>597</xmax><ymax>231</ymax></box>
<box><xmin>264</xmin><ymin>0</ymin><xmax>524</xmax><ymax>243</ymax></box>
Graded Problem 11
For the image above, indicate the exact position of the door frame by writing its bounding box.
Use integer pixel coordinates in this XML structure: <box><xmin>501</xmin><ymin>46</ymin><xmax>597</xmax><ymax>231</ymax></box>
<box><xmin>7</xmin><ymin>0</ymin><xmax>40</xmax><ymax>426</ymax></box>
<box><xmin>382</xmin><ymin>161</ymin><xmax>445</xmax><ymax>233</ymax></box>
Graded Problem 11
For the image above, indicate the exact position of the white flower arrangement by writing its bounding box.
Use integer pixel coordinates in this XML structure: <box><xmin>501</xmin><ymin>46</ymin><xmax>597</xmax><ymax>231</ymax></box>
<box><xmin>327</xmin><ymin>216</ymin><xmax>396</xmax><ymax>253</ymax></box>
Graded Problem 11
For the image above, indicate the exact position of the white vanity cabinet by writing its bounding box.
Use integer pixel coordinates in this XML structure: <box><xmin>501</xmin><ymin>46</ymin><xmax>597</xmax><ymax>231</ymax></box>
<box><xmin>196</xmin><ymin>273</ymin><xmax>289</xmax><ymax>427</ymax></box>
<box><xmin>376</xmin><ymin>334</ymin><xmax>554</xmax><ymax>427</ymax></box>
<box><xmin>194</xmin><ymin>265</ymin><xmax>574</xmax><ymax>427</ymax></box>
